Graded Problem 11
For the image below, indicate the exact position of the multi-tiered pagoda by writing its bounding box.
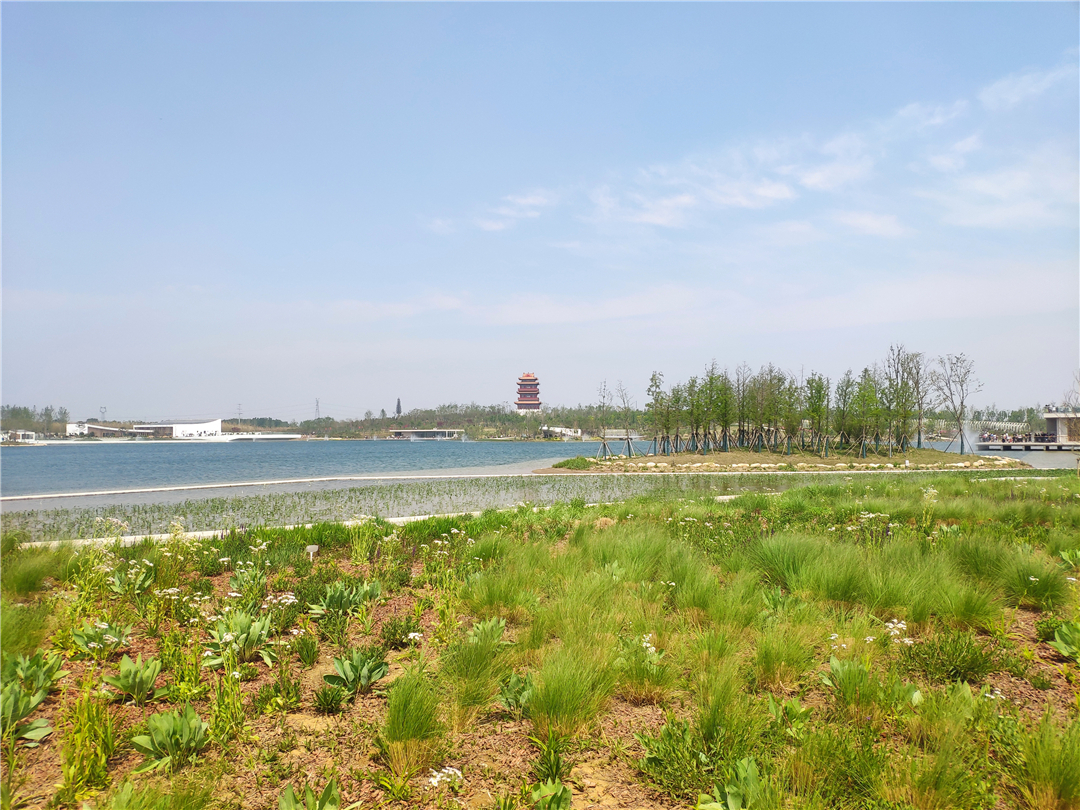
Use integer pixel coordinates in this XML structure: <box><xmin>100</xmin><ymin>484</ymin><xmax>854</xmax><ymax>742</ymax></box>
<box><xmin>515</xmin><ymin>372</ymin><xmax>541</xmax><ymax>412</ymax></box>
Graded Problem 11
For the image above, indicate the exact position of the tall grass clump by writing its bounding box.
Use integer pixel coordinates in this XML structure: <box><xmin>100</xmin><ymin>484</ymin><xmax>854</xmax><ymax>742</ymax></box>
<box><xmin>441</xmin><ymin>618</ymin><xmax>511</xmax><ymax>731</ymax></box>
<box><xmin>0</xmin><ymin>547</ymin><xmax>73</xmax><ymax>596</ymax></box>
<box><xmin>0</xmin><ymin>600</ymin><xmax>51</xmax><ymax>658</ymax></box>
<box><xmin>528</xmin><ymin>645</ymin><xmax>616</xmax><ymax>738</ymax></box>
<box><xmin>377</xmin><ymin>665</ymin><xmax>443</xmax><ymax>779</ymax></box>
<box><xmin>1012</xmin><ymin>712</ymin><xmax>1080</xmax><ymax>810</ymax></box>
<box><xmin>56</xmin><ymin>675</ymin><xmax>117</xmax><ymax>803</ymax></box>
<box><xmin>749</xmin><ymin>534</ymin><xmax>820</xmax><ymax>591</ymax></box>
<box><xmin>754</xmin><ymin>625</ymin><xmax>816</xmax><ymax>690</ymax></box>
<box><xmin>995</xmin><ymin>556</ymin><xmax>1069</xmax><ymax>610</ymax></box>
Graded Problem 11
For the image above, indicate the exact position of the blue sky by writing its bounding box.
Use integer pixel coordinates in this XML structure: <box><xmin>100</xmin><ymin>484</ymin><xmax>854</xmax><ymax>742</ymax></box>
<box><xmin>3</xmin><ymin>3</ymin><xmax>1077</xmax><ymax>422</ymax></box>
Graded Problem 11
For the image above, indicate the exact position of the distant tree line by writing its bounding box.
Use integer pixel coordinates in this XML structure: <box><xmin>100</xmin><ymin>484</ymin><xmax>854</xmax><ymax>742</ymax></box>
<box><xmin>1</xmin><ymin>405</ymin><xmax>70</xmax><ymax>435</ymax></box>
<box><xmin>636</xmin><ymin>346</ymin><xmax>986</xmax><ymax>455</ymax></box>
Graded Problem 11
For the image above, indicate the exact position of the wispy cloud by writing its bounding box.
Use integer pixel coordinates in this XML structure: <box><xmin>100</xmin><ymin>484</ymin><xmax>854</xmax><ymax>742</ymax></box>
<box><xmin>926</xmin><ymin>134</ymin><xmax>982</xmax><ymax>173</ymax></box>
<box><xmin>978</xmin><ymin>63</ymin><xmax>1077</xmax><ymax>111</ymax></box>
<box><xmin>474</xmin><ymin>189</ymin><xmax>557</xmax><ymax>231</ymax></box>
<box><xmin>918</xmin><ymin>145</ymin><xmax>1078</xmax><ymax>229</ymax></box>
<box><xmin>795</xmin><ymin>134</ymin><xmax>874</xmax><ymax>191</ymax></box>
<box><xmin>833</xmin><ymin>211</ymin><xmax>909</xmax><ymax>238</ymax></box>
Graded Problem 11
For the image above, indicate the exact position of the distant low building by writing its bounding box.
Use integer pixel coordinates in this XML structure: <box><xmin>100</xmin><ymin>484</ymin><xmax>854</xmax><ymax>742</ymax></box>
<box><xmin>388</xmin><ymin>428</ymin><xmax>462</xmax><ymax>440</ymax></box>
<box><xmin>132</xmin><ymin>419</ymin><xmax>222</xmax><ymax>439</ymax></box>
<box><xmin>541</xmin><ymin>425</ymin><xmax>581</xmax><ymax>439</ymax></box>
<box><xmin>67</xmin><ymin>422</ymin><xmax>124</xmax><ymax>437</ymax></box>
<box><xmin>1044</xmin><ymin>409</ymin><xmax>1080</xmax><ymax>443</ymax></box>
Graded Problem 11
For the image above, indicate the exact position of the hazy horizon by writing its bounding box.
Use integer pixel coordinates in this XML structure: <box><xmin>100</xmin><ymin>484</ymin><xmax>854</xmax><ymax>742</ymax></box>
<box><xmin>4</xmin><ymin>4</ymin><xmax>1078</xmax><ymax>422</ymax></box>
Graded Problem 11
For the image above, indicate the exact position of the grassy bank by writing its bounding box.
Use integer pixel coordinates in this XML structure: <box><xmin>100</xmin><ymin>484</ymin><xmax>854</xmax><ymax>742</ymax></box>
<box><xmin>2</xmin><ymin>472</ymin><xmax>1079</xmax><ymax>810</ymax></box>
<box><xmin>550</xmin><ymin>446</ymin><xmax>1025</xmax><ymax>474</ymax></box>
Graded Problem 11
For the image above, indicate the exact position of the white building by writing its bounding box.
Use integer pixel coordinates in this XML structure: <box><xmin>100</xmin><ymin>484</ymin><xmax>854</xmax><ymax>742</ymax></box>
<box><xmin>1043</xmin><ymin>409</ymin><xmax>1080</xmax><ymax>443</ymax></box>
<box><xmin>134</xmin><ymin>419</ymin><xmax>222</xmax><ymax>439</ymax></box>
<box><xmin>541</xmin><ymin>425</ymin><xmax>582</xmax><ymax>439</ymax></box>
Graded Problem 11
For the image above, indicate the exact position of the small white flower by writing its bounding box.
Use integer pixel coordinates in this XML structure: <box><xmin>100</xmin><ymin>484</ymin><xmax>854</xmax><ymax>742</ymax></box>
<box><xmin>231</xmin><ymin>671</ymin><xmax>241</xmax><ymax>679</ymax></box>
<box><xmin>407</xmin><ymin>632</ymin><xmax>423</xmax><ymax>642</ymax></box>
<box><xmin>865</xmin><ymin>637</ymin><xmax>875</xmax><ymax>643</ymax></box>
<box><xmin>1028</xmin><ymin>576</ymin><xmax>1039</xmax><ymax>582</ymax></box>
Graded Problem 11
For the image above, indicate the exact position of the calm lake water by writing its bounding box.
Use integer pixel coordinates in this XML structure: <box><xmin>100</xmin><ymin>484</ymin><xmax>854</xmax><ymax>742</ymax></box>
<box><xmin>0</xmin><ymin>440</ymin><xmax>596</xmax><ymax>498</ymax></box>
<box><xmin>1</xmin><ymin>437</ymin><xmax>1072</xmax><ymax>504</ymax></box>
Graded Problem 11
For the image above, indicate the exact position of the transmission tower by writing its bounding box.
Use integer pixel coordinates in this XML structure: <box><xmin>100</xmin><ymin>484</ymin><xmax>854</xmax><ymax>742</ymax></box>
<box><xmin>315</xmin><ymin>399</ymin><xmax>320</xmax><ymax>421</ymax></box>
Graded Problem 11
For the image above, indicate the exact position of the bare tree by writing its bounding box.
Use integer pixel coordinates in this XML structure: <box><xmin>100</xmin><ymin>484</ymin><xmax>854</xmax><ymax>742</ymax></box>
<box><xmin>931</xmin><ymin>353</ymin><xmax>983</xmax><ymax>455</ymax></box>
<box><xmin>1063</xmin><ymin>368</ymin><xmax>1080</xmax><ymax>410</ymax></box>
<box><xmin>595</xmin><ymin>380</ymin><xmax>614</xmax><ymax>459</ymax></box>
<box><xmin>615</xmin><ymin>381</ymin><xmax>637</xmax><ymax>457</ymax></box>
<box><xmin>906</xmin><ymin>351</ymin><xmax>937</xmax><ymax>449</ymax></box>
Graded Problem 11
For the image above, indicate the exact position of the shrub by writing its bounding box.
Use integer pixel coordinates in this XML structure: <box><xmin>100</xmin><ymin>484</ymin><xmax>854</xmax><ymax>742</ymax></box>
<box><xmin>309</xmin><ymin>580</ymin><xmax>380</xmax><ymax>619</ymax></box>
<box><xmin>497</xmin><ymin>671</ymin><xmax>534</xmax><ymax>720</ymax></box>
<box><xmin>380</xmin><ymin>615</ymin><xmax>422</xmax><ymax>650</ymax></box>
<box><xmin>294</xmin><ymin>633</ymin><xmax>319</xmax><ymax>668</ymax></box>
<box><xmin>1049</xmin><ymin>621</ymin><xmax>1080</xmax><ymax>664</ymax></box>
<box><xmin>529</xmin><ymin>730</ymin><xmax>572</xmax><ymax>783</ymax></box>
<box><xmin>103</xmin><ymin>655</ymin><xmax>167</xmax><ymax>706</ymax></box>
<box><xmin>900</xmin><ymin>630</ymin><xmax>1001</xmax><ymax>683</ymax></box>
<box><xmin>278</xmin><ymin>779</ymin><xmax>343</xmax><ymax>810</ymax></box>
<box><xmin>131</xmin><ymin>705</ymin><xmax>209</xmax><ymax>773</ymax></box>
<box><xmin>313</xmin><ymin>686</ymin><xmax>346</xmax><ymax>715</ymax></box>
<box><xmin>377</xmin><ymin>665</ymin><xmax>443</xmax><ymax>778</ymax></box>
<box><xmin>2</xmin><ymin>649</ymin><xmax>68</xmax><ymax>694</ymax></box>
<box><xmin>531</xmin><ymin>779</ymin><xmax>572</xmax><ymax>810</ymax></box>
<box><xmin>72</xmin><ymin>621</ymin><xmax>132</xmax><ymax>660</ymax></box>
<box><xmin>203</xmin><ymin>610</ymin><xmax>275</xmax><ymax>667</ymax></box>
<box><xmin>253</xmin><ymin>662</ymin><xmax>302</xmax><ymax>715</ymax></box>
<box><xmin>552</xmin><ymin>457</ymin><xmax>592</xmax><ymax>471</ymax></box>
<box><xmin>1035</xmin><ymin>614</ymin><xmax>1065</xmax><ymax>643</ymax></box>
<box><xmin>323</xmin><ymin>647</ymin><xmax>389</xmax><ymax>698</ymax></box>
<box><xmin>0</xmin><ymin>681</ymin><xmax>52</xmax><ymax>746</ymax></box>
